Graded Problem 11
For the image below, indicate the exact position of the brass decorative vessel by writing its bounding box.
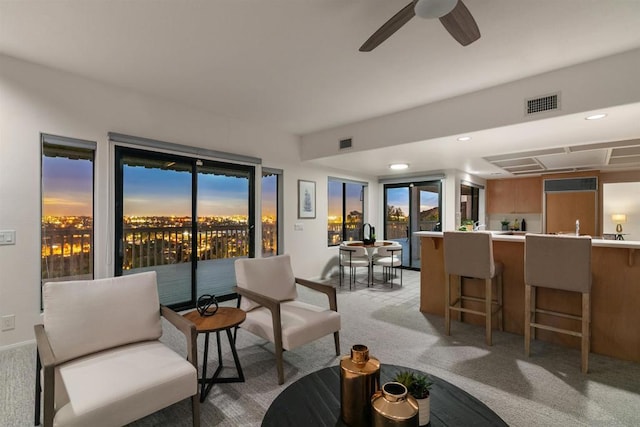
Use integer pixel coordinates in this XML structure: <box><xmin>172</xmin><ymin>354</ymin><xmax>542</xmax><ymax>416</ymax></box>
<box><xmin>371</xmin><ymin>382</ymin><xmax>419</xmax><ymax>426</ymax></box>
<box><xmin>340</xmin><ymin>344</ymin><xmax>381</xmax><ymax>426</ymax></box>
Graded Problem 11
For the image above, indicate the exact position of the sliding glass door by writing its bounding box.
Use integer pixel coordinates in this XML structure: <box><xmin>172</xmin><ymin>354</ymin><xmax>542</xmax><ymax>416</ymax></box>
<box><xmin>196</xmin><ymin>162</ymin><xmax>254</xmax><ymax>298</ymax></box>
<box><xmin>384</xmin><ymin>181</ymin><xmax>441</xmax><ymax>269</ymax></box>
<box><xmin>115</xmin><ymin>147</ymin><xmax>254</xmax><ymax>310</ymax></box>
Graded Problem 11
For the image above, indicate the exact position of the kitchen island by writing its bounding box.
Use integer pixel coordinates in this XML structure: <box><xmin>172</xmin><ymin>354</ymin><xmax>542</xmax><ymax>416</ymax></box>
<box><xmin>417</xmin><ymin>231</ymin><xmax>640</xmax><ymax>363</ymax></box>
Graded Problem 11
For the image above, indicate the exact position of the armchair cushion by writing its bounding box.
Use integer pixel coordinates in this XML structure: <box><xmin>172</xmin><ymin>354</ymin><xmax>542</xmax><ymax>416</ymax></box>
<box><xmin>235</xmin><ymin>255</ymin><xmax>298</xmax><ymax>311</ymax></box>
<box><xmin>43</xmin><ymin>272</ymin><xmax>162</xmax><ymax>364</ymax></box>
<box><xmin>241</xmin><ymin>300</ymin><xmax>341</xmax><ymax>350</ymax></box>
<box><xmin>54</xmin><ymin>340</ymin><xmax>196</xmax><ymax>427</ymax></box>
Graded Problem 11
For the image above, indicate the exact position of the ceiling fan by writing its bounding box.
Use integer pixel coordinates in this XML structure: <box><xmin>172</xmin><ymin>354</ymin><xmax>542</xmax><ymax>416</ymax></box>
<box><xmin>359</xmin><ymin>0</ymin><xmax>480</xmax><ymax>52</ymax></box>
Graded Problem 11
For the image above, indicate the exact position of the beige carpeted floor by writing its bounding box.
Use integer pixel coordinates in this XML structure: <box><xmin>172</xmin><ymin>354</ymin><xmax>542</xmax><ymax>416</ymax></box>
<box><xmin>2</xmin><ymin>269</ymin><xmax>640</xmax><ymax>426</ymax></box>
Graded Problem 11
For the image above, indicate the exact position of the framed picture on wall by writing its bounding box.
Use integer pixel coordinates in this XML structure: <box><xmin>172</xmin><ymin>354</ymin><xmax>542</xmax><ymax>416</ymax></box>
<box><xmin>298</xmin><ymin>180</ymin><xmax>316</xmax><ymax>219</ymax></box>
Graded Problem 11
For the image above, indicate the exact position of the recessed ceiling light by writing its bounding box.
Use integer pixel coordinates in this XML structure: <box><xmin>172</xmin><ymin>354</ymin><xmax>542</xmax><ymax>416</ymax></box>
<box><xmin>389</xmin><ymin>163</ymin><xmax>409</xmax><ymax>170</ymax></box>
<box><xmin>457</xmin><ymin>136</ymin><xmax>472</xmax><ymax>141</ymax></box>
<box><xmin>585</xmin><ymin>113</ymin><xmax>607</xmax><ymax>120</ymax></box>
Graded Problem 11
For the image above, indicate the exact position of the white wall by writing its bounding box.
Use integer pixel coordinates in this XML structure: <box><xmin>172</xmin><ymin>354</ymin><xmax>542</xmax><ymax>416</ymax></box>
<box><xmin>603</xmin><ymin>182</ymin><xmax>640</xmax><ymax>240</ymax></box>
<box><xmin>0</xmin><ymin>54</ymin><xmax>377</xmax><ymax>347</ymax></box>
<box><xmin>300</xmin><ymin>48</ymin><xmax>640</xmax><ymax>161</ymax></box>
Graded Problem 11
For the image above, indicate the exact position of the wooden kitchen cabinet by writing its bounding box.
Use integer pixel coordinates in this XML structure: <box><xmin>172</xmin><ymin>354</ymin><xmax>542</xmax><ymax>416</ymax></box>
<box><xmin>486</xmin><ymin>177</ymin><xmax>542</xmax><ymax>213</ymax></box>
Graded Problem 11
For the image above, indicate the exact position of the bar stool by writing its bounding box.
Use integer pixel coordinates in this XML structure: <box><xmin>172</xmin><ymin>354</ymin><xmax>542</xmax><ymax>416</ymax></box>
<box><xmin>443</xmin><ymin>231</ymin><xmax>503</xmax><ymax>346</ymax></box>
<box><xmin>524</xmin><ymin>234</ymin><xmax>592</xmax><ymax>373</ymax></box>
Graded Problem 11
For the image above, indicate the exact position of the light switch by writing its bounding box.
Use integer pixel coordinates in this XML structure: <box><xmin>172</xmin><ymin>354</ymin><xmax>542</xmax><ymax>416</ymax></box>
<box><xmin>0</xmin><ymin>230</ymin><xmax>16</xmax><ymax>245</ymax></box>
<box><xmin>294</xmin><ymin>223</ymin><xmax>304</xmax><ymax>231</ymax></box>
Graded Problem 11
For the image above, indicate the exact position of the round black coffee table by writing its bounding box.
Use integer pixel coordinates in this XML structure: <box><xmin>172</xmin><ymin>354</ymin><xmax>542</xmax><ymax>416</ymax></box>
<box><xmin>262</xmin><ymin>364</ymin><xmax>507</xmax><ymax>426</ymax></box>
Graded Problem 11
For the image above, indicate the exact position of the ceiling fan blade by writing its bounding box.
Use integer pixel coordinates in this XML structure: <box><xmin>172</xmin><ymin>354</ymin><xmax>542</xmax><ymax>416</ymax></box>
<box><xmin>359</xmin><ymin>2</ymin><xmax>416</xmax><ymax>52</ymax></box>
<box><xmin>439</xmin><ymin>0</ymin><xmax>480</xmax><ymax>46</ymax></box>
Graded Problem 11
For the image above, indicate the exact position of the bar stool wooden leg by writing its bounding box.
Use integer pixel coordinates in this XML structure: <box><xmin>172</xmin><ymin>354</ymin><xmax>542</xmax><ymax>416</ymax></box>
<box><xmin>485</xmin><ymin>278</ymin><xmax>493</xmax><ymax>346</ymax></box>
<box><xmin>582</xmin><ymin>292</ymin><xmax>590</xmax><ymax>374</ymax></box>
<box><xmin>496</xmin><ymin>274</ymin><xmax>504</xmax><ymax>331</ymax></box>
<box><xmin>457</xmin><ymin>276</ymin><xmax>463</xmax><ymax>322</ymax></box>
<box><xmin>524</xmin><ymin>284</ymin><xmax>531</xmax><ymax>356</ymax></box>
<box><xmin>531</xmin><ymin>286</ymin><xmax>537</xmax><ymax>341</ymax></box>
<box><xmin>445</xmin><ymin>274</ymin><xmax>451</xmax><ymax>336</ymax></box>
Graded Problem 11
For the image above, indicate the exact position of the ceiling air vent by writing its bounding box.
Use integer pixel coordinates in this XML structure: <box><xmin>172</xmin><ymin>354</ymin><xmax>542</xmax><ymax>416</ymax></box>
<box><xmin>339</xmin><ymin>138</ymin><xmax>352</xmax><ymax>150</ymax></box>
<box><xmin>525</xmin><ymin>93</ymin><xmax>560</xmax><ymax>115</ymax></box>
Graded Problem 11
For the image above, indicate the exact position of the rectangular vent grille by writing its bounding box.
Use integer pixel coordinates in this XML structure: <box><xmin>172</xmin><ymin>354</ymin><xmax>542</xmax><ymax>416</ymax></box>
<box><xmin>526</xmin><ymin>93</ymin><xmax>559</xmax><ymax>115</ymax></box>
<box><xmin>339</xmin><ymin>138</ymin><xmax>352</xmax><ymax>150</ymax></box>
<box><xmin>544</xmin><ymin>177</ymin><xmax>597</xmax><ymax>192</ymax></box>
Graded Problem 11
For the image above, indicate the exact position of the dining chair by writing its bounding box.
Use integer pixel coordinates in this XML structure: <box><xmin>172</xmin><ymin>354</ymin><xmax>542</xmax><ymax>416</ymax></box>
<box><xmin>339</xmin><ymin>244</ymin><xmax>371</xmax><ymax>289</ymax></box>
<box><xmin>372</xmin><ymin>244</ymin><xmax>403</xmax><ymax>287</ymax></box>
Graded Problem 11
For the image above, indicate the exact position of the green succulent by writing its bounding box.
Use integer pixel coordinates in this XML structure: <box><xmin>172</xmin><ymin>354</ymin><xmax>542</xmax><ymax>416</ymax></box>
<box><xmin>391</xmin><ymin>371</ymin><xmax>433</xmax><ymax>399</ymax></box>
<box><xmin>392</xmin><ymin>371</ymin><xmax>415</xmax><ymax>389</ymax></box>
<box><xmin>409</xmin><ymin>374</ymin><xmax>433</xmax><ymax>399</ymax></box>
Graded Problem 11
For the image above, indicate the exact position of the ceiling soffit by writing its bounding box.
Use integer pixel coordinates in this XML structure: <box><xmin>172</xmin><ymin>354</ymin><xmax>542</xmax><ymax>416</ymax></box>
<box><xmin>483</xmin><ymin>139</ymin><xmax>640</xmax><ymax>176</ymax></box>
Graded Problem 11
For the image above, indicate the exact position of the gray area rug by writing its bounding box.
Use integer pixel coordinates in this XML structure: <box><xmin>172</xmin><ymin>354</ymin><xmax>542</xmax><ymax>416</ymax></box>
<box><xmin>2</xmin><ymin>269</ymin><xmax>640</xmax><ymax>426</ymax></box>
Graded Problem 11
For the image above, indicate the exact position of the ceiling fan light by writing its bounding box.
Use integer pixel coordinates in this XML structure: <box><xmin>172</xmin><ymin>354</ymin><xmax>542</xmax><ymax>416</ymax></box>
<box><xmin>414</xmin><ymin>0</ymin><xmax>458</xmax><ymax>19</ymax></box>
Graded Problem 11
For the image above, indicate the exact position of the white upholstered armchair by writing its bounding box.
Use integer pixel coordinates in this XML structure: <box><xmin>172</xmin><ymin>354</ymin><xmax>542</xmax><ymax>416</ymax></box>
<box><xmin>34</xmin><ymin>271</ymin><xmax>200</xmax><ymax>427</ymax></box>
<box><xmin>234</xmin><ymin>254</ymin><xmax>341</xmax><ymax>384</ymax></box>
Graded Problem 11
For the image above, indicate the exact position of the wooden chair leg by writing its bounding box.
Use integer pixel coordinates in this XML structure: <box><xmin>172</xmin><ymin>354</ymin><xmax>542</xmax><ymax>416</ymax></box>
<box><xmin>582</xmin><ymin>292</ymin><xmax>590</xmax><ymax>374</ymax></box>
<box><xmin>334</xmin><ymin>331</ymin><xmax>341</xmax><ymax>355</ymax></box>
<box><xmin>444</xmin><ymin>273</ymin><xmax>451</xmax><ymax>336</ymax></box>
<box><xmin>35</xmin><ymin>350</ymin><xmax>41</xmax><ymax>426</ymax></box>
<box><xmin>524</xmin><ymin>284</ymin><xmax>531</xmax><ymax>357</ymax></box>
<box><xmin>191</xmin><ymin>394</ymin><xmax>200</xmax><ymax>427</ymax></box>
<box><xmin>457</xmin><ymin>276</ymin><xmax>462</xmax><ymax>322</ymax></box>
<box><xmin>271</xmin><ymin>306</ymin><xmax>285</xmax><ymax>385</ymax></box>
<box><xmin>275</xmin><ymin>346</ymin><xmax>285</xmax><ymax>385</ymax></box>
<box><xmin>531</xmin><ymin>286</ymin><xmax>537</xmax><ymax>341</ymax></box>
<box><xmin>496</xmin><ymin>274</ymin><xmax>504</xmax><ymax>331</ymax></box>
<box><xmin>485</xmin><ymin>278</ymin><xmax>492</xmax><ymax>346</ymax></box>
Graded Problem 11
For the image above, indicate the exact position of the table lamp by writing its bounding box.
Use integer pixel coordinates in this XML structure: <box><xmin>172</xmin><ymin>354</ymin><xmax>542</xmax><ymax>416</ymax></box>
<box><xmin>611</xmin><ymin>213</ymin><xmax>627</xmax><ymax>233</ymax></box>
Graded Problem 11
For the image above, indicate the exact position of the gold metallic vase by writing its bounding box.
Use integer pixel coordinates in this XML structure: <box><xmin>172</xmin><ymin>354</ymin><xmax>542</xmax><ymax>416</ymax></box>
<box><xmin>340</xmin><ymin>344</ymin><xmax>381</xmax><ymax>427</ymax></box>
<box><xmin>371</xmin><ymin>382</ymin><xmax>419</xmax><ymax>427</ymax></box>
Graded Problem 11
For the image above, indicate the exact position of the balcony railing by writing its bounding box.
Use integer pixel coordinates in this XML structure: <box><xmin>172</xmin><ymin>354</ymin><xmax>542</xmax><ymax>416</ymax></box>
<box><xmin>42</xmin><ymin>223</ymin><xmax>277</xmax><ymax>280</ymax></box>
<box><xmin>123</xmin><ymin>224</ymin><xmax>252</xmax><ymax>270</ymax></box>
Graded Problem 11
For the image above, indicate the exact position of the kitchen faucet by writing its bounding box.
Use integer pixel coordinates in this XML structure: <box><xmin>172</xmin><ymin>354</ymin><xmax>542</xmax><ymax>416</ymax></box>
<box><xmin>473</xmin><ymin>221</ymin><xmax>486</xmax><ymax>231</ymax></box>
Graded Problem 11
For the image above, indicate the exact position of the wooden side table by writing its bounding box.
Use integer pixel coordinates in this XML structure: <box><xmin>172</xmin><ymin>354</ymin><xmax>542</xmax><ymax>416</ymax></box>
<box><xmin>183</xmin><ymin>307</ymin><xmax>246</xmax><ymax>402</ymax></box>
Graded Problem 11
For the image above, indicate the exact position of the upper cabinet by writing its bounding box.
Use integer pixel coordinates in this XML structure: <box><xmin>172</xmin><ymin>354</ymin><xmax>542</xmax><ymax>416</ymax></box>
<box><xmin>486</xmin><ymin>177</ymin><xmax>542</xmax><ymax>214</ymax></box>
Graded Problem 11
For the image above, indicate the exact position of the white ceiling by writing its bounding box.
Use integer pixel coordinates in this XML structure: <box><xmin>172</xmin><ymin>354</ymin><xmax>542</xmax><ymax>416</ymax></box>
<box><xmin>2</xmin><ymin>0</ymin><xmax>640</xmax><ymax>178</ymax></box>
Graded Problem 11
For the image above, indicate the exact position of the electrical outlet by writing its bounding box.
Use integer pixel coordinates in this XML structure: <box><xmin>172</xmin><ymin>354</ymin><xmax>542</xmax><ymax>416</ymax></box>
<box><xmin>1</xmin><ymin>315</ymin><xmax>15</xmax><ymax>331</ymax></box>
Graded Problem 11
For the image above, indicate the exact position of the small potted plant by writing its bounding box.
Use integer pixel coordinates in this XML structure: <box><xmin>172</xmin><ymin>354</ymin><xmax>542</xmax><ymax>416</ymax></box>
<box><xmin>462</xmin><ymin>219</ymin><xmax>475</xmax><ymax>231</ymax></box>
<box><xmin>392</xmin><ymin>371</ymin><xmax>433</xmax><ymax>426</ymax></box>
<box><xmin>500</xmin><ymin>219</ymin><xmax>510</xmax><ymax>231</ymax></box>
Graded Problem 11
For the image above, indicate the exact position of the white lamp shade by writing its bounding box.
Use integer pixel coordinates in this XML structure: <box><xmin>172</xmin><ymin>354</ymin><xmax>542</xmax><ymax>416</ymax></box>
<box><xmin>611</xmin><ymin>214</ymin><xmax>627</xmax><ymax>223</ymax></box>
<box><xmin>414</xmin><ymin>0</ymin><xmax>458</xmax><ymax>19</ymax></box>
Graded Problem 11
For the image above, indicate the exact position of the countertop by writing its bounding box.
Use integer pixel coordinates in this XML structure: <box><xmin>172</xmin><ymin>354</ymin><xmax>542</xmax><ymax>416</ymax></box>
<box><xmin>414</xmin><ymin>231</ymin><xmax>640</xmax><ymax>249</ymax></box>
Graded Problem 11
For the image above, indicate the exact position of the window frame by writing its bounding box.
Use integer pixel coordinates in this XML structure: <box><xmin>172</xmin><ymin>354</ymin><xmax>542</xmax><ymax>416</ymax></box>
<box><xmin>327</xmin><ymin>177</ymin><xmax>367</xmax><ymax>246</ymax></box>
<box><xmin>262</xmin><ymin>167</ymin><xmax>283</xmax><ymax>257</ymax></box>
<box><xmin>40</xmin><ymin>134</ymin><xmax>97</xmax><ymax>293</ymax></box>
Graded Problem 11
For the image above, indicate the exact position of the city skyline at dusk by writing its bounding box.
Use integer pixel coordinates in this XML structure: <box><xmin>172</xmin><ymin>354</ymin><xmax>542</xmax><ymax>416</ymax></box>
<box><xmin>42</xmin><ymin>156</ymin><xmax>93</xmax><ymax>217</ymax></box>
<box><xmin>43</xmin><ymin>155</ymin><xmax>277</xmax><ymax>218</ymax></box>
